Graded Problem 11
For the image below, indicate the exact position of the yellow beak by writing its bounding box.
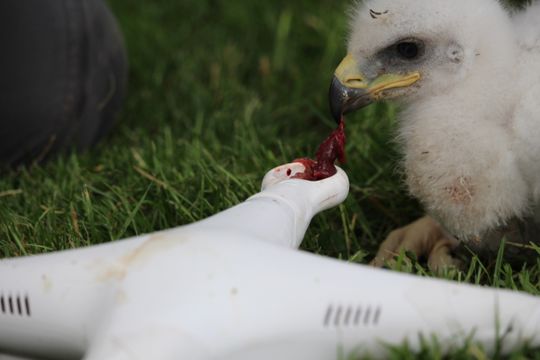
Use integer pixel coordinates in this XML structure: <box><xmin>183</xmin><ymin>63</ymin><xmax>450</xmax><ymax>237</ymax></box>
<box><xmin>329</xmin><ymin>54</ymin><xmax>421</xmax><ymax>121</ymax></box>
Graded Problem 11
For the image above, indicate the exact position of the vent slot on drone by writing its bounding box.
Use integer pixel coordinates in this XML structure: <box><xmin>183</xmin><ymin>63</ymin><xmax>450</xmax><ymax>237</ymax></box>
<box><xmin>0</xmin><ymin>294</ymin><xmax>31</xmax><ymax>317</ymax></box>
<box><xmin>323</xmin><ymin>304</ymin><xmax>381</xmax><ymax>328</ymax></box>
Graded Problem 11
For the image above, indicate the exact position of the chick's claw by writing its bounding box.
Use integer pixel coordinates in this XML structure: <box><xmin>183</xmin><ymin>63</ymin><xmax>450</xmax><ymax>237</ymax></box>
<box><xmin>371</xmin><ymin>216</ymin><xmax>462</xmax><ymax>272</ymax></box>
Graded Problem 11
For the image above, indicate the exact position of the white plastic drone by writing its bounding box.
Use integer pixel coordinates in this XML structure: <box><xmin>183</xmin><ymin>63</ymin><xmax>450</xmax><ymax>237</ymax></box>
<box><xmin>0</xmin><ymin>163</ymin><xmax>539</xmax><ymax>360</ymax></box>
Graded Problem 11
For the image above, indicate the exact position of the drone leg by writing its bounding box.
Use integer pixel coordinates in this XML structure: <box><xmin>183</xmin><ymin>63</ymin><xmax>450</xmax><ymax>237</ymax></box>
<box><xmin>370</xmin><ymin>216</ymin><xmax>462</xmax><ymax>271</ymax></box>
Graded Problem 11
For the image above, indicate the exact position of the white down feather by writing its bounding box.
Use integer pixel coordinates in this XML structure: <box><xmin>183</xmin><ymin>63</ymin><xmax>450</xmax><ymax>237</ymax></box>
<box><xmin>348</xmin><ymin>0</ymin><xmax>540</xmax><ymax>239</ymax></box>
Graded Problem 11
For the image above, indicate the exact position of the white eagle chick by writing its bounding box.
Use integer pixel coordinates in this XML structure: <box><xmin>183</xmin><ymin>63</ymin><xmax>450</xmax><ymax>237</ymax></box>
<box><xmin>329</xmin><ymin>0</ymin><xmax>540</xmax><ymax>267</ymax></box>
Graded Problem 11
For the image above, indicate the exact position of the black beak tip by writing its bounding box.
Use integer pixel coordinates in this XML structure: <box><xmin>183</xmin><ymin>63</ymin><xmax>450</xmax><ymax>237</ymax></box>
<box><xmin>329</xmin><ymin>76</ymin><xmax>345</xmax><ymax>123</ymax></box>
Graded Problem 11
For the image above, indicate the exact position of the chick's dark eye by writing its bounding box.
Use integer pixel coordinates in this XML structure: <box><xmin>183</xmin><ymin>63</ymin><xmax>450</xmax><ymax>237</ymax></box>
<box><xmin>396</xmin><ymin>42</ymin><xmax>420</xmax><ymax>59</ymax></box>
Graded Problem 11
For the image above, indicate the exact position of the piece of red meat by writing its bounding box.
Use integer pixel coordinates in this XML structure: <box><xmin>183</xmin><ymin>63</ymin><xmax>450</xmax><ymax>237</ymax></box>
<box><xmin>292</xmin><ymin>118</ymin><xmax>346</xmax><ymax>181</ymax></box>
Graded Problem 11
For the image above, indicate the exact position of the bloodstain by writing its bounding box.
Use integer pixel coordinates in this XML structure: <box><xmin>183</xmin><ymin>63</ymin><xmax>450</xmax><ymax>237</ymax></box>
<box><xmin>444</xmin><ymin>176</ymin><xmax>474</xmax><ymax>205</ymax></box>
<box><xmin>292</xmin><ymin>117</ymin><xmax>346</xmax><ymax>181</ymax></box>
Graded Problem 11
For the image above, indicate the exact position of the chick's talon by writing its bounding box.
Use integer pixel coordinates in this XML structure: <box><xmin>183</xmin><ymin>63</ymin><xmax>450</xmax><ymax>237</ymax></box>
<box><xmin>371</xmin><ymin>216</ymin><xmax>462</xmax><ymax>272</ymax></box>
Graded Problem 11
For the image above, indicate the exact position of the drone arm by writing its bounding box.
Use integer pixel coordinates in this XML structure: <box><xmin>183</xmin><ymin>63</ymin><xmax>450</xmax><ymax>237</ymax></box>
<box><xmin>189</xmin><ymin>166</ymin><xmax>349</xmax><ymax>249</ymax></box>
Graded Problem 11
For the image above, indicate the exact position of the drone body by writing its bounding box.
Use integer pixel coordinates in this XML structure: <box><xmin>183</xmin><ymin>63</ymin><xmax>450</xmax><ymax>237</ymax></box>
<box><xmin>1</xmin><ymin>164</ymin><xmax>540</xmax><ymax>360</ymax></box>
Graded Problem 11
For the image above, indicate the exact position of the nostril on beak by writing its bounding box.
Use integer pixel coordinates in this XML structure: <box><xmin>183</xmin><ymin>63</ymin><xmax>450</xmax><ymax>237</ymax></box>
<box><xmin>334</xmin><ymin>54</ymin><xmax>366</xmax><ymax>89</ymax></box>
<box><xmin>344</xmin><ymin>77</ymin><xmax>366</xmax><ymax>88</ymax></box>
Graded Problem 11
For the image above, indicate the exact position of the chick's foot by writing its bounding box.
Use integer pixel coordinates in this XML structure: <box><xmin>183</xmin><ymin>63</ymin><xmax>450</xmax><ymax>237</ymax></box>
<box><xmin>371</xmin><ymin>216</ymin><xmax>462</xmax><ymax>271</ymax></box>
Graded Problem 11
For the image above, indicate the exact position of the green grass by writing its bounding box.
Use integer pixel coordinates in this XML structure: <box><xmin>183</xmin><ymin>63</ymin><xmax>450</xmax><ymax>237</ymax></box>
<box><xmin>0</xmin><ymin>0</ymin><xmax>539</xmax><ymax>358</ymax></box>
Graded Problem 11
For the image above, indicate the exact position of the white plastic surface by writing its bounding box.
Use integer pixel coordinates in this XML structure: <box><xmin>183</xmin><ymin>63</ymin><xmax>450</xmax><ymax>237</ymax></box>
<box><xmin>0</xmin><ymin>163</ymin><xmax>538</xmax><ymax>360</ymax></box>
